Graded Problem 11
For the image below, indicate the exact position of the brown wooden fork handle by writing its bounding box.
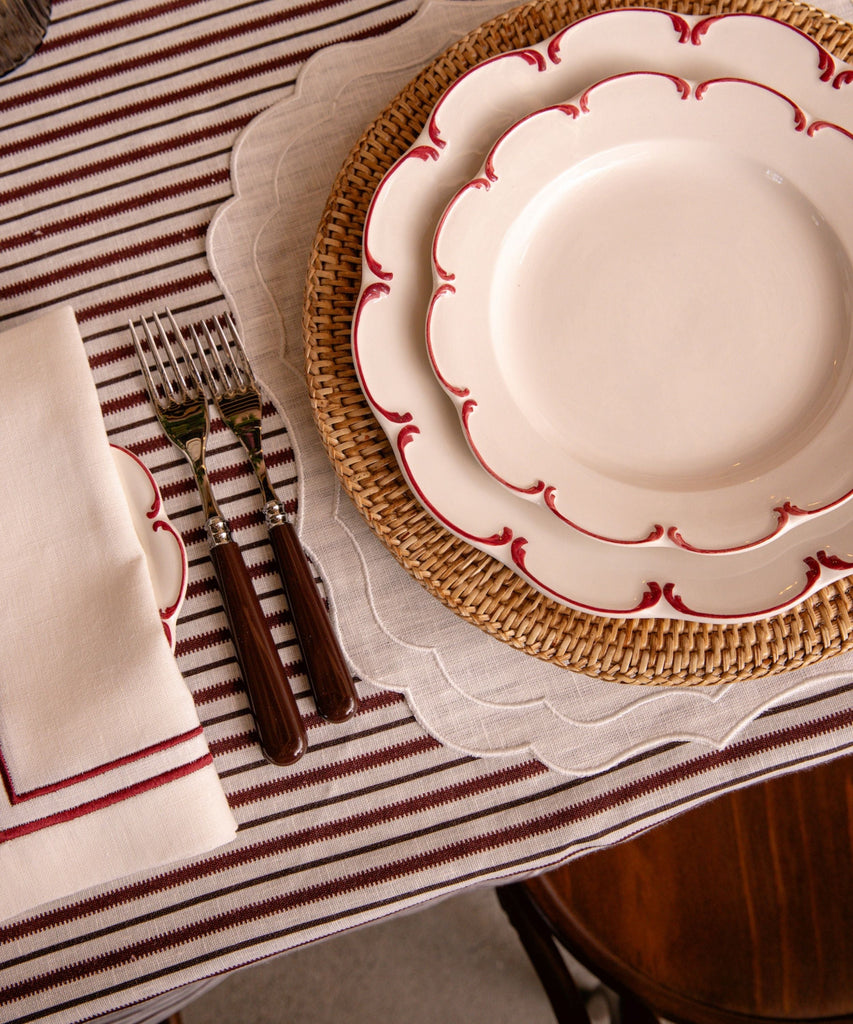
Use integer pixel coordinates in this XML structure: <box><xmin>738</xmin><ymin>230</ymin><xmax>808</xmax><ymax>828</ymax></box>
<box><xmin>268</xmin><ymin>521</ymin><xmax>359</xmax><ymax>723</ymax></box>
<box><xmin>210</xmin><ymin>539</ymin><xmax>307</xmax><ymax>765</ymax></box>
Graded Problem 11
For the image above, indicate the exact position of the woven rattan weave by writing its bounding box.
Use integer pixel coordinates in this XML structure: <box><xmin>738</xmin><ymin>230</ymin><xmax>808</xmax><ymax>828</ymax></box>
<box><xmin>303</xmin><ymin>0</ymin><xmax>853</xmax><ymax>685</ymax></box>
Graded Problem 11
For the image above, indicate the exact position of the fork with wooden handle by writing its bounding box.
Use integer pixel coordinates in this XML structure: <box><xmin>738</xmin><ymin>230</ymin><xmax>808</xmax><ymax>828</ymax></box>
<box><xmin>130</xmin><ymin>311</ymin><xmax>308</xmax><ymax>765</ymax></box>
<box><xmin>188</xmin><ymin>313</ymin><xmax>359</xmax><ymax>723</ymax></box>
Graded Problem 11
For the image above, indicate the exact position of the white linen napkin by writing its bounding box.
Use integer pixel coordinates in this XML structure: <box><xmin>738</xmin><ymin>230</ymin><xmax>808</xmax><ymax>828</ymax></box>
<box><xmin>0</xmin><ymin>306</ymin><xmax>236</xmax><ymax>922</ymax></box>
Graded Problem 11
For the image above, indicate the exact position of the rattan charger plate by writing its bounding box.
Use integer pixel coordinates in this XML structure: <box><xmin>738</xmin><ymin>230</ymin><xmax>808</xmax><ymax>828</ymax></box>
<box><xmin>303</xmin><ymin>0</ymin><xmax>853</xmax><ymax>686</ymax></box>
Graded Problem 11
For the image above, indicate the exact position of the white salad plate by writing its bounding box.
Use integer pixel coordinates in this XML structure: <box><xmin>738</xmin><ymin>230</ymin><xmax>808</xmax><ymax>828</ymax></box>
<box><xmin>111</xmin><ymin>444</ymin><xmax>188</xmax><ymax>650</ymax></box>
<box><xmin>428</xmin><ymin>70</ymin><xmax>853</xmax><ymax>554</ymax></box>
<box><xmin>353</xmin><ymin>9</ymin><xmax>853</xmax><ymax>621</ymax></box>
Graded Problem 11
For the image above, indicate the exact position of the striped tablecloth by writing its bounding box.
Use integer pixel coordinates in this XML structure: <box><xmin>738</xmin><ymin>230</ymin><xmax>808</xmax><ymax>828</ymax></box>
<box><xmin>2</xmin><ymin>0</ymin><xmax>853</xmax><ymax>1021</ymax></box>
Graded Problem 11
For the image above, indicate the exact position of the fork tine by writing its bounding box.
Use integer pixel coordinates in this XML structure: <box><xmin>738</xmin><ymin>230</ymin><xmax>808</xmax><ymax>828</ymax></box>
<box><xmin>128</xmin><ymin>319</ymin><xmax>165</xmax><ymax>408</ymax></box>
<box><xmin>169</xmin><ymin>309</ymin><xmax>206</xmax><ymax>393</ymax></box>
<box><xmin>218</xmin><ymin>312</ymin><xmax>255</xmax><ymax>383</ymax></box>
<box><xmin>157</xmin><ymin>309</ymin><xmax>202</xmax><ymax>399</ymax></box>
<box><xmin>201</xmin><ymin>320</ymin><xmax>234</xmax><ymax>390</ymax></box>
<box><xmin>188</xmin><ymin>322</ymin><xmax>219</xmax><ymax>395</ymax></box>
<box><xmin>137</xmin><ymin>314</ymin><xmax>179</xmax><ymax>404</ymax></box>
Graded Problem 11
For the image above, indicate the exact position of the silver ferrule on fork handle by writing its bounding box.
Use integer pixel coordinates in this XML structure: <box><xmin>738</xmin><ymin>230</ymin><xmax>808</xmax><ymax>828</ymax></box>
<box><xmin>262</xmin><ymin>499</ymin><xmax>289</xmax><ymax>528</ymax></box>
<box><xmin>205</xmin><ymin>514</ymin><xmax>231</xmax><ymax>546</ymax></box>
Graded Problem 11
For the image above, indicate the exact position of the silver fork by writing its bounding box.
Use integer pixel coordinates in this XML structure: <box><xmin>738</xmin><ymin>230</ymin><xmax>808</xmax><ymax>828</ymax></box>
<box><xmin>129</xmin><ymin>310</ymin><xmax>308</xmax><ymax>766</ymax></box>
<box><xmin>189</xmin><ymin>313</ymin><xmax>359</xmax><ymax>723</ymax></box>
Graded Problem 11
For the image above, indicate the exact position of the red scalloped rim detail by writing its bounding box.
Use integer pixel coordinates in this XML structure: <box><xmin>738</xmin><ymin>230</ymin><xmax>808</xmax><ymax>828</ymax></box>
<box><xmin>692</xmin><ymin>13</ymin><xmax>835</xmax><ymax>83</ymax></box>
<box><xmin>363</xmin><ymin>144</ymin><xmax>441</xmax><ymax>281</ymax></box>
<box><xmin>817</xmin><ymin>550</ymin><xmax>853</xmax><ymax>571</ymax></box>
<box><xmin>545</xmin><ymin>488</ymin><xmax>665</xmax><ymax>545</ymax></box>
<box><xmin>427</xmin><ymin>71</ymin><xmax>853</xmax><ymax>555</ymax></box>
<box><xmin>356</xmin><ymin>15</ymin><xmax>853</xmax><ymax>619</ymax></box>
<box><xmin>511</xmin><ymin>537</ymin><xmax>665</xmax><ymax>615</ymax></box>
<box><xmin>548</xmin><ymin>9</ymin><xmax>691</xmax><ymax>65</ymax></box>
<box><xmin>382</xmin><ymin>422</ymin><xmax>853</xmax><ymax>622</ymax></box>
<box><xmin>110</xmin><ymin>444</ymin><xmax>187</xmax><ymax>645</ymax></box>
<box><xmin>808</xmin><ymin>119</ymin><xmax>853</xmax><ymax>141</ymax></box>
<box><xmin>432</xmin><ymin>179</ymin><xmax>493</xmax><ymax>281</ymax></box>
<box><xmin>152</xmin><ymin>519</ymin><xmax>186</xmax><ymax>619</ymax></box>
<box><xmin>396</xmin><ymin>425</ymin><xmax>513</xmax><ymax>547</ymax></box>
<box><xmin>352</xmin><ymin>282</ymin><xmax>413</xmax><ymax>426</ymax></box>
<box><xmin>668</xmin><ymin>488</ymin><xmax>853</xmax><ymax>554</ymax></box>
<box><xmin>461</xmin><ymin>401</ymin><xmax>544</xmax><ymax>497</ymax></box>
<box><xmin>367</xmin><ymin>41</ymin><xmax>555</xmax><ymax>284</ymax></box>
<box><xmin>580</xmin><ymin>70</ymin><xmax>689</xmax><ymax>112</ymax></box>
<box><xmin>662</xmin><ymin>557</ymin><xmax>823</xmax><ymax>620</ymax></box>
<box><xmin>425</xmin><ymin>284</ymin><xmax>469</xmax><ymax>398</ymax></box>
<box><xmin>695</xmin><ymin>76</ymin><xmax>806</xmax><ymax>130</ymax></box>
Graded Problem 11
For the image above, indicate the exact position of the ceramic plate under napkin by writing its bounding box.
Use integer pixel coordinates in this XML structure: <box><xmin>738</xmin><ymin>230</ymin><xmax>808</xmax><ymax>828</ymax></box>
<box><xmin>0</xmin><ymin>305</ymin><xmax>236</xmax><ymax>923</ymax></box>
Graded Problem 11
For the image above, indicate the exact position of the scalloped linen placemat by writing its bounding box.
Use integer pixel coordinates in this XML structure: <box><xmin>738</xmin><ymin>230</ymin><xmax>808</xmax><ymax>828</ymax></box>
<box><xmin>304</xmin><ymin>0</ymin><xmax>853</xmax><ymax>684</ymax></box>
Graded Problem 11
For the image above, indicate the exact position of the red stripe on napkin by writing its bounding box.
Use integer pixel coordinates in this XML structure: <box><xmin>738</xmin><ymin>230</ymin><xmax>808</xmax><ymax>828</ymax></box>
<box><xmin>0</xmin><ymin>727</ymin><xmax>204</xmax><ymax>804</ymax></box>
<box><xmin>0</xmin><ymin>754</ymin><xmax>213</xmax><ymax>843</ymax></box>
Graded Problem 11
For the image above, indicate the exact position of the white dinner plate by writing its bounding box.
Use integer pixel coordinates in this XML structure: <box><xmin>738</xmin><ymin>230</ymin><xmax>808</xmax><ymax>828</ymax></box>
<box><xmin>428</xmin><ymin>70</ymin><xmax>853</xmax><ymax>554</ymax></box>
<box><xmin>353</xmin><ymin>9</ymin><xmax>853</xmax><ymax>621</ymax></box>
<box><xmin>111</xmin><ymin>444</ymin><xmax>188</xmax><ymax>649</ymax></box>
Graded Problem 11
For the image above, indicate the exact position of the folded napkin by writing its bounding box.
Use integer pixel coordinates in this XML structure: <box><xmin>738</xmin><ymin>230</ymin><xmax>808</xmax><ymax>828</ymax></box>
<box><xmin>0</xmin><ymin>306</ymin><xmax>236</xmax><ymax>922</ymax></box>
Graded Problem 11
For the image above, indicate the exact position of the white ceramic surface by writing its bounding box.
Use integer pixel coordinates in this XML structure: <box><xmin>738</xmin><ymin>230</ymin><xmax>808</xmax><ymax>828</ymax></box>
<box><xmin>354</xmin><ymin>9</ymin><xmax>853</xmax><ymax>621</ymax></box>
<box><xmin>110</xmin><ymin>444</ymin><xmax>188</xmax><ymax>650</ymax></box>
<box><xmin>428</xmin><ymin>70</ymin><xmax>853</xmax><ymax>554</ymax></box>
<box><xmin>207</xmin><ymin>0</ymin><xmax>853</xmax><ymax>775</ymax></box>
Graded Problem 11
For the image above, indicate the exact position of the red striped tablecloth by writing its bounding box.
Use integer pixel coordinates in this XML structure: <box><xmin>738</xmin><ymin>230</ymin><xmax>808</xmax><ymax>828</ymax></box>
<box><xmin>2</xmin><ymin>0</ymin><xmax>853</xmax><ymax>1021</ymax></box>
